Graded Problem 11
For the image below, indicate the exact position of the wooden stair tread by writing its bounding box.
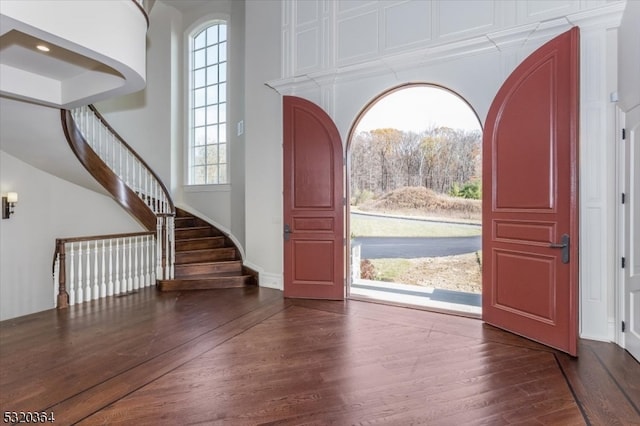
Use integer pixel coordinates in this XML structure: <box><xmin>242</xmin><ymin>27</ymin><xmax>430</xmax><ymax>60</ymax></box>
<box><xmin>177</xmin><ymin>236</ymin><xmax>224</xmax><ymax>241</ymax></box>
<box><xmin>175</xmin><ymin>237</ymin><xmax>226</xmax><ymax>251</ymax></box>
<box><xmin>175</xmin><ymin>225</ymin><xmax>210</xmax><ymax>231</ymax></box>
<box><xmin>169</xmin><ymin>271</ymin><xmax>247</xmax><ymax>278</ymax></box>
<box><xmin>157</xmin><ymin>275</ymin><xmax>256</xmax><ymax>291</ymax></box>
<box><xmin>175</xmin><ymin>247</ymin><xmax>234</xmax><ymax>254</ymax></box>
<box><xmin>161</xmin><ymin>207</ymin><xmax>258</xmax><ymax>290</ymax></box>
<box><xmin>174</xmin><ymin>260</ymin><xmax>242</xmax><ymax>267</ymax></box>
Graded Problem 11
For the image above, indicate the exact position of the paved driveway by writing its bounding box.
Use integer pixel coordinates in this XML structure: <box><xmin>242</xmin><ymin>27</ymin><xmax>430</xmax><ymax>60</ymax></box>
<box><xmin>352</xmin><ymin>235</ymin><xmax>481</xmax><ymax>259</ymax></box>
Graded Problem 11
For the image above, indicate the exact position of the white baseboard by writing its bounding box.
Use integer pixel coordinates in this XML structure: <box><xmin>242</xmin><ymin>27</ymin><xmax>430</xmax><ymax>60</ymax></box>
<box><xmin>258</xmin><ymin>272</ymin><xmax>283</xmax><ymax>291</ymax></box>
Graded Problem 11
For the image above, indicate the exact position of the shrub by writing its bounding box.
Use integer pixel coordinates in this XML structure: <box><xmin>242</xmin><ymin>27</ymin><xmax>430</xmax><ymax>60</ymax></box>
<box><xmin>360</xmin><ymin>259</ymin><xmax>376</xmax><ymax>280</ymax></box>
<box><xmin>450</xmin><ymin>180</ymin><xmax>481</xmax><ymax>200</ymax></box>
<box><xmin>351</xmin><ymin>189</ymin><xmax>375</xmax><ymax>206</ymax></box>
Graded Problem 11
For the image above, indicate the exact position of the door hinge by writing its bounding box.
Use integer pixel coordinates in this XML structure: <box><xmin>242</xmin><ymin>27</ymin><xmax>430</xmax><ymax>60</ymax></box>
<box><xmin>622</xmin><ymin>193</ymin><xmax>626</xmax><ymax>204</ymax></box>
<box><xmin>343</xmin><ymin>197</ymin><xmax>347</xmax><ymax>206</ymax></box>
<box><xmin>622</xmin><ymin>321</ymin><xmax>626</xmax><ymax>332</ymax></box>
<box><xmin>622</xmin><ymin>257</ymin><xmax>626</xmax><ymax>268</ymax></box>
<box><xmin>622</xmin><ymin>128</ymin><xmax>626</xmax><ymax>140</ymax></box>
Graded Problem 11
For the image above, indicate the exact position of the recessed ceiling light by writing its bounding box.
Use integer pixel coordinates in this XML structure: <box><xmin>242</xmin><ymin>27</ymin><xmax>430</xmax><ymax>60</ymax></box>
<box><xmin>36</xmin><ymin>44</ymin><xmax>50</xmax><ymax>52</ymax></box>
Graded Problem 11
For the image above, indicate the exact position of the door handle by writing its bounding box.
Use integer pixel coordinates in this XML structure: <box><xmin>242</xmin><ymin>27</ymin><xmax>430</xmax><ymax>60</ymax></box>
<box><xmin>549</xmin><ymin>233</ymin><xmax>570</xmax><ymax>264</ymax></box>
<box><xmin>284</xmin><ymin>224</ymin><xmax>292</xmax><ymax>241</ymax></box>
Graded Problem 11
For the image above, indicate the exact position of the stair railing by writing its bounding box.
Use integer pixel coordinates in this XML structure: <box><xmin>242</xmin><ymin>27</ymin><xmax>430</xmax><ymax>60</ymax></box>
<box><xmin>53</xmin><ymin>232</ymin><xmax>156</xmax><ymax>308</ymax></box>
<box><xmin>59</xmin><ymin>105</ymin><xmax>175</xmax><ymax>307</ymax></box>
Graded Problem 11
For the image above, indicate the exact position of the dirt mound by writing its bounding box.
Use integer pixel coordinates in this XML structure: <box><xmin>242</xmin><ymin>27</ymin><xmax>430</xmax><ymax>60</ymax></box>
<box><xmin>359</xmin><ymin>186</ymin><xmax>480</xmax><ymax>220</ymax></box>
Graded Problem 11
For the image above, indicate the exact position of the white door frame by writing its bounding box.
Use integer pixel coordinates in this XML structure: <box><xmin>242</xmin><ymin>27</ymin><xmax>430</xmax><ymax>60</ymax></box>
<box><xmin>616</xmin><ymin>105</ymin><xmax>626</xmax><ymax>348</ymax></box>
<box><xmin>616</xmin><ymin>104</ymin><xmax>640</xmax><ymax>361</ymax></box>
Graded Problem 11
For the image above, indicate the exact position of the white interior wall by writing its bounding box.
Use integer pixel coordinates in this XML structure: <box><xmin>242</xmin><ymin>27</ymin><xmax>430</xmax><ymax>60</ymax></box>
<box><xmin>0</xmin><ymin>151</ymin><xmax>141</xmax><ymax>320</ymax></box>
<box><xmin>616</xmin><ymin>0</ymin><xmax>640</xmax><ymax>347</ymax></box>
<box><xmin>95</xmin><ymin>1</ymin><xmax>247</xmax><ymax>248</ymax></box>
<box><xmin>95</xmin><ymin>2</ymin><xmax>179</xmax><ymax>197</ymax></box>
<box><xmin>244</xmin><ymin>0</ymin><xmax>284</xmax><ymax>289</ymax></box>
<box><xmin>229</xmin><ymin>0</ymin><xmax>246</xmax><ymax>248</ymax></box>
<box><xmin>618</xmin><ymin>0</ymin><xmax>640</xmax><ymax>113</ymax></box>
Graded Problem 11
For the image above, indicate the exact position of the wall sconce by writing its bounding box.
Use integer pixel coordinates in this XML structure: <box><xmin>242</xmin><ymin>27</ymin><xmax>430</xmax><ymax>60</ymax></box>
<box><xmin>2</xmin><ymin>192</ymin><xmax>18</xmax><ymax>219</ymax></box>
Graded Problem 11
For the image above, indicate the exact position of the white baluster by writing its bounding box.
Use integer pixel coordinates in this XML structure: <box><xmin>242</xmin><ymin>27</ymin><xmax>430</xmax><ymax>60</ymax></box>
<box><xmin>127</xmin><ymin>237</ymin><xmax>133</xmax><ymax>292</ymax></box>
<box><xmin>126</xmin><ymin>152</ymin><xmax>130</xmax><ymax>189</ymax></box>
<box><xmin>133</xmin><ymin>236</ymin><xmax>140</xmax><ymax>290</ymax></box>
<box><xmin>164</xmin><ymin>216</ymin><xmax>171</xmax><ymax>279</ymax></box>
<box><xmin>77</xmin><ymin>242</ymin><xmax>83</xmax><ymax>303</ymax></box>
<box><xmin>150</xmin><ymin>233</ymin><xmax>157</xmax><ymax>283</ymax></box>
<box><xmin>85</xmin><ymin>241</ymin><xmax>92</xmax><ymax>302</ymax></box>
<box><xmin>169</xmin><ymin>217</ymin><xmax>175</xmax><ymax>279</ymax></box>
<box><xmin>138</xmin><ymin>160</ymin><xmax>142</xmax><ymax>197</ymax></box>
<box><xmin>114</xmin><ymin>238</ymin><xmax>121</xmax><ymax>295</ymax></box>
<box><xmin>108</xmin><ymin>239</ymin><xmax>114</xmax><ymax>296</ymax></box>
<box><xmin>156</xmin><ymin>218</ymin><xmax>163</xmax><ymax>280</ymax></box>
<box><xmin>118</xmin><ymin>140</ymin><xmax>122</xmax><ymax>182</ymax></box>
<box><xmin>144</xmin><ymin>235</ymin><xmax>151</xmax><ymax>286</ymax></box>
<box><xmin>145</xmin><ymin>170</ymin><xmax>150</xmax><ymax>211</ymax></box>
<box><xmin>93</xmin><ymin>240</ymin><xmax>99</xmax><ymax>300</ymax></box>
<box><xmin>53</xmin><ymin>253</ymin><xmax>59</xmax><ymax>306</ymax></box>
<box><xmin>100</xmin><ymin>240</ymin><xmax>107</xmax><ymax>298</ymax></box>
<box><xmin>122</xmin><ymin>237</ymin><xmax>128</xmax><ymax>293</ymax></box>
<box><xmin>90</xmin><ymin>111</ymin><xmax>95</xmax><ymax>150</ymax></box>
<box><xmin>101</xmin><ymin>123</ymin><xmax>106</xmax><ymax>159</ymax></box>
<box><xmin>69</xmin><ymin>242</ymin><xmax>75</xmax><ymax>306</ymax></box>
<box><xmin>107</xmin><ymin>133</ymin><xmax>113</xmax><ymax>169</ymax></box>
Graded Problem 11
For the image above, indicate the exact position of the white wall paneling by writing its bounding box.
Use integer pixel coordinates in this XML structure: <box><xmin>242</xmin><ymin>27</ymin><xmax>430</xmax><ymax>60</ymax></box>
<box><xmin>383</xmin><ymin>1</ymin><xmax>431</xmax><ymax>51</ymax></box>
<box><xmin>268</xmin><ymin>0</ymin><xmax>626</xmax><ymax>342</ymax></box>
<box><xmin>517</xmin><ymin>0</ymin><xmax>579</xmax><ymax>24</ymax></box>
<box><xmin>336</xmin><ymin>10</ymin><xmax>379</xmax><ymax>64</ymax></box>
<box><xmin>579</xmin><ymin>28</ymin><xmax>615</xmax><ymax>341</ymax></box>
<box><xmin>436</xmin><ymin>0</ymin><xmax>496</xmax><ymax>40</ymax></box>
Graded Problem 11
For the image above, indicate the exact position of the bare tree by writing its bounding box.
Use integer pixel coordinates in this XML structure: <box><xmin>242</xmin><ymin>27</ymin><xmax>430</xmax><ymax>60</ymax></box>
<box><xmin>350</xmin><ymin>126</ymin><xmax>481</xmax><ymax>201</ymax></box>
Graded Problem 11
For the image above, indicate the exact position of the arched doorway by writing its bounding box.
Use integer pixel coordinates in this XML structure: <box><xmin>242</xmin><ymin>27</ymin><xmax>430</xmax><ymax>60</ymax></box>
<box><xmin>347</xmin><ymin>84</ymin><xmax>483</xmax><ymax>316</ymax></box>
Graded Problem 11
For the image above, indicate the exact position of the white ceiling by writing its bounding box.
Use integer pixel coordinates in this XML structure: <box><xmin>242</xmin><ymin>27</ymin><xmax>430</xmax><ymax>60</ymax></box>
<box><xmin>0</xmin><ymin>29</ymin><xmax>106</xmax><ymax>81</ymax></box>
<box><xmin>161</xmin><ymin>0</ymin><xmax>215</xmax><ymax>13</ymax></box>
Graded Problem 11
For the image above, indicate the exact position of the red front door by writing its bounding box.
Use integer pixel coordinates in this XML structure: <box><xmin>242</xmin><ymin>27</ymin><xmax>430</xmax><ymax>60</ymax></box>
<box><xmin>482</xmin><ymin>28</ymin><xmax>580</xmax><ymax>355</ymax></box>
<box><xmin>283</xmin><ymin>96</ymin><xmax>345</xmax><ymax>299</ymax></box>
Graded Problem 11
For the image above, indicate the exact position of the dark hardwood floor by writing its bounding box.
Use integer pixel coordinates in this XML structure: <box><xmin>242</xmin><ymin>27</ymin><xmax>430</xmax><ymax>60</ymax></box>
<box><xmin>0</xmin><ymin>287</ymin><xmax>638</xmax><ymax>425</ymax></box>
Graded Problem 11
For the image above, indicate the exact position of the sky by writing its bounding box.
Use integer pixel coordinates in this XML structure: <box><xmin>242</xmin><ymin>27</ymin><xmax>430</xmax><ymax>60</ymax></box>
<box><xmin>355</xmin><ymin>86</ymin><xmax>482</xmax><ymax>133</ymax></box>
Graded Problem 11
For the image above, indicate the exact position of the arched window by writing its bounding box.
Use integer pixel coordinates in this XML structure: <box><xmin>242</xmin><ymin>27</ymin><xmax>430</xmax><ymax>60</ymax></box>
<box><xmin>188</xmin><ymin>21</ymin><xmax>228</xmax><ymax>185</ymax></box>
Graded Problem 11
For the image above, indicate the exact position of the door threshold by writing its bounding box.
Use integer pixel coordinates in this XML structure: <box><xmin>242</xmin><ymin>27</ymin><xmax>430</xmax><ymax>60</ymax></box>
<box><xmin>348</xmin><ymin>284</ymin><xmax>482</xmax><ymax>319</ymax></box>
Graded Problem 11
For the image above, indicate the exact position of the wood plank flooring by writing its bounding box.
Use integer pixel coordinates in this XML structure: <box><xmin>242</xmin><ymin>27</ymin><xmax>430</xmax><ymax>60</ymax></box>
<box><xmin>0</xmin><ymin>287</ymin><xmax>638</xmax><ymax>425</ymax></box>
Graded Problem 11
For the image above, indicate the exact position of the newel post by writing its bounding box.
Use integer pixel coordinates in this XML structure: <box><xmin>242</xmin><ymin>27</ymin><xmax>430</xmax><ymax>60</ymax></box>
<box><xmin>56</xmin><ymin>239</ymin><xmax>69</xmax><ymax>309</ymax></box>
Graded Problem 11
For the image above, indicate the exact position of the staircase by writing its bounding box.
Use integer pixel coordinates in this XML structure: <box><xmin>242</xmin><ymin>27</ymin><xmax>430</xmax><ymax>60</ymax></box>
<box><xmin>157</xmin><ymin>208</ymin><xmax>257</xmax><ymax>291</ymax></box>
<box><xmin>61</xmin><ymin>105</ymin><xmax>257</xmax><ymax>295</ymax></box>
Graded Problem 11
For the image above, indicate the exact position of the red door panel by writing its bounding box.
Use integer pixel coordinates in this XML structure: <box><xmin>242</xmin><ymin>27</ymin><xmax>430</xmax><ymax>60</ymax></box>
<box><xmin>483</xmin><ymin>28</ymin><xmax>579</xmax><ymax>356</ymax></box>
<box><xmin>283</xmin><ymin>96</ymin><xmax>344</xmax><ymax>299</ymax></box>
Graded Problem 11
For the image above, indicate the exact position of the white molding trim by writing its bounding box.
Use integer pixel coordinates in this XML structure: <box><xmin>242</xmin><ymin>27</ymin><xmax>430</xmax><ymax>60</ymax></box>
<box><xmin>257</xmin><ymin>271</ymin><xmax>283</xmax><ymax>291</ymax></box>
<box><xmin>579</xmin><ymin>333</ymin><xmax>613</xmax><ymax>343</ymax></box>
<box><xmin>266</xmin><ymin>1</ymin><xmax>625</xmax><ymax>96</ymax></box>
<box><xmin>615</xmin><ymin>105</ymin><xmax>626</xmax><ymax>347</ymax></box>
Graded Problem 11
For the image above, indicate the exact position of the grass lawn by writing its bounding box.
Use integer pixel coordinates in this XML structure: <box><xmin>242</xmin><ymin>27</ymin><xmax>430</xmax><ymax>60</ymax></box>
<box><xmin>351</xmin><ymin>212</ymin><xmax>483</xmax><ymax>293</ymax></box>
<box><xmin>350</xmin><ymin>213</ymin><xmax>481</xmax><ymax>238</ymax></box>
<box><xmin>368</xmin><ymin>252</ymin><xmax>482</xmax><ymax>294</ymax></box>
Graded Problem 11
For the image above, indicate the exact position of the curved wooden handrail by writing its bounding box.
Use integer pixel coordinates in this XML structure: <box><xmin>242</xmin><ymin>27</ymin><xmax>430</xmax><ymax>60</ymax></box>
<box><xmin>61</xmin><ymin>109</ymin><xmax>158</xmax><ymax>230</ymax></box>
<box><xmin>131</xmin><ymin>0</ymin><xmax>150</xmax><ymax>28</ymax></box>
<box><xmin>59</xmin><ymin>231</ymin><xmax>155</xmax><ymax>245</ymax></box>
<box><xmin>87</xmin><ymin>105</ymin><xmax>174</xmax><ymax>214</ymax></box>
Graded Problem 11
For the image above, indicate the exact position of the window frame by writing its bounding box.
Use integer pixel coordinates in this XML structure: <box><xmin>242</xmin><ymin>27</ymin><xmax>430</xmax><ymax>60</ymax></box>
<box><xmin>185</xmin><ymin>16</ymin><xmax>230</xmax><ymax>189</ymax></box>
